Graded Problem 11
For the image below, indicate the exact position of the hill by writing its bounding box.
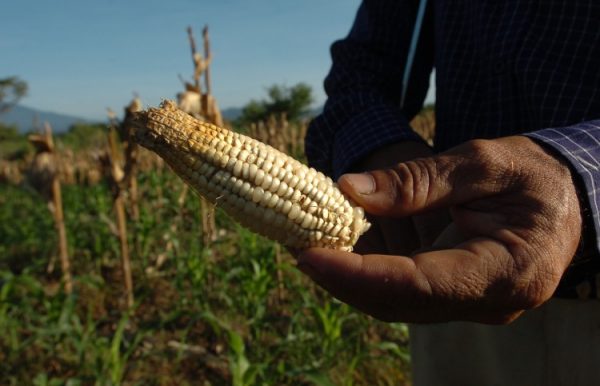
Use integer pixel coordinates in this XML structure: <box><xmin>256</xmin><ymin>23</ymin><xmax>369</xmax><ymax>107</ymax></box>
<box><xmin>0</xmin><ymin>104</ymin><xmax>324</xmax><ymax>133</ymax></box>
<box><xmin>221</xmin><ymin>106</ymin><xmax>243</xmax><ymax>121</ymax></box>
<box><xmin>0</xmin><ymin>105</ymin><xmax>91</xmax><ymax>133</ymax></box>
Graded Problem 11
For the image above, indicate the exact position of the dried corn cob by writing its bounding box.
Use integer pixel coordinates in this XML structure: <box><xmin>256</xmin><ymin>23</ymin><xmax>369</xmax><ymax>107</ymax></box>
<box><xmin>131</xmin><ymin>100</ymin><xmax>370</xmax><ymax>251</ymax></box>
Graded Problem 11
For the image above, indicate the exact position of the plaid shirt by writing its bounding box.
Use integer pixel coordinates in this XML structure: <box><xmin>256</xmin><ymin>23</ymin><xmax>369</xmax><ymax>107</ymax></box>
<box><xmin>305</xmin><ymin>0</ymin><xmax>600</xmax><ymax>298</ymax></box>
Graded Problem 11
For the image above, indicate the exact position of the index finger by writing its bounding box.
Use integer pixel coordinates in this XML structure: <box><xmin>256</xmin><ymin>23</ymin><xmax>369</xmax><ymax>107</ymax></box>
<box><xmin>297</xmin><ymin>239</ymin><xmax>523</xmax><ymax>324</ymax></box>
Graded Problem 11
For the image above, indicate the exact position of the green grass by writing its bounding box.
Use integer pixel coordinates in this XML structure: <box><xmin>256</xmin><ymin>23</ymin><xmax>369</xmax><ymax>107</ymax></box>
<box><xmin>0</xmin><ymin>171</ymin><xmax>411</xmax><ymax>385</ymax></box>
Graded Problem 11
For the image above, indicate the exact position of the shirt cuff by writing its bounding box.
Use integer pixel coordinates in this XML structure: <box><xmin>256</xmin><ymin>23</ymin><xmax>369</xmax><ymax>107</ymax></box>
<box><xmin>525</xmin><ymin>120</ymin><xmax>600</xmax><ymax>258</ymax></box>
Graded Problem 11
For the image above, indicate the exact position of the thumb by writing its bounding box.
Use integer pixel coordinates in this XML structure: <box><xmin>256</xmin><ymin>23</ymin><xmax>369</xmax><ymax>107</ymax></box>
<box><xmin>338</xmin><ymin>150</ymin><xmax>486</xmax><ymax>217</ymax></box>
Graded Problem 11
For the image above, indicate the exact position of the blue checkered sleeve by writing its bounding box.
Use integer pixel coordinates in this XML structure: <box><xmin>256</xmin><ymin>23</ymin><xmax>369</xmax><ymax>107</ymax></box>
<box><xmin>527</xmin><ymin>121</ymin><xmax>600</xmax><ymax>254</ymax></box>
<box><xmin>305</xmin><ymin>0</ymin><xmax>434</xmax><ymax>179</ymax></box>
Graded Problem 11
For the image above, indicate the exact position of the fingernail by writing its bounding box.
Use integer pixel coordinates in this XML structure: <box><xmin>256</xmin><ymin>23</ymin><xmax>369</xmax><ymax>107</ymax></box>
<box><xmin>345</xmin><ymin>173</ymin><xmax>375</xmax><ymax>195</ymax></box>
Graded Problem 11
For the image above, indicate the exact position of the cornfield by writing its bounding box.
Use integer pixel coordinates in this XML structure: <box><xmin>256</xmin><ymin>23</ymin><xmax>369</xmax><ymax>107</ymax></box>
<box><xmin>0</xmin><ymin>25</ymin><xmax>435</xmax><ymax>386</ymax></box>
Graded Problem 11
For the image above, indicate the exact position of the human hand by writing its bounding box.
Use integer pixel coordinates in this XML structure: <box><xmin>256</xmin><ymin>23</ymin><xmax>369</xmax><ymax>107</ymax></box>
<box><xmin>348</xmin><ymin>141</ymin><xmax>449</xmax><ymax>256</ymax></box>
<box><xmin>297</xmin><ymin>136</ymin><xmax>582</xmax><ymax>324</ymax></box>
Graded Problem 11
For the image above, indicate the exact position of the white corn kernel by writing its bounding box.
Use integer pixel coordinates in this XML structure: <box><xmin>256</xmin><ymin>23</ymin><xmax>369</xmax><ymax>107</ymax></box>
<box><xmin>132</xmin><ymin>100</ymin><xmax>370</xmax><ymax>250</ymax></box>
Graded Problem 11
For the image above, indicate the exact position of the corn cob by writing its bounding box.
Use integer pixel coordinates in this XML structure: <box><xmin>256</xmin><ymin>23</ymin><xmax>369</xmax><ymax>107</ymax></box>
<box><xmin>131</xmin><ymin>100</ymin><xmax>370</xmax><ymax>251</ymax></box>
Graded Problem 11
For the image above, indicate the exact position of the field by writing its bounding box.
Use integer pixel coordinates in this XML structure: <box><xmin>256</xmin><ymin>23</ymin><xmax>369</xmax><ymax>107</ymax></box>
<box><xmin>0</xmin><ymin>148</ymin><xmax>412</xmax><ymax>385</ymax></box>
<box><xmin>0</xmin><ymin>21</ymin><xmax>440</xmax><ymax>383</ymax></box>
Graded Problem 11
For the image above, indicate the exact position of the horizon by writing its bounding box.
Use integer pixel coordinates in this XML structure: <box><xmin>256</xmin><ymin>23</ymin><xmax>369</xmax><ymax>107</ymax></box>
<box><xmin>2</xmin><ymin>0</ymin><xmax>359</xmax><ymax>121</ymax></box>
<box><xmin>2</xmin><ymin>1</ymin><xmax>435</xmax><ymax>122</ymax></box>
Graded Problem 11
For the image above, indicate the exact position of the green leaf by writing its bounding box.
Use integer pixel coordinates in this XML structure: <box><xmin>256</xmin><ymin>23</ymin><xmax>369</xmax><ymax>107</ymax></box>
<box><xmin>303</xmin><ymin>371</ymin><xmax>337</xmax><ymax>386</ymax></box>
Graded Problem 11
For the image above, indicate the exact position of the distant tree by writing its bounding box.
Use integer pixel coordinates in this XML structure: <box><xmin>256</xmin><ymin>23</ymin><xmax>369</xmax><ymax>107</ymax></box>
<box><xmin>0</xmin><ymin>122</ymin><xmax>29</xmax><ymax>160</ymax></box>
<box><xmin>0</xmin><ymin>77</ymin><xmax>28</xmax><ymax>113</ymax></box>
<box><xmin>57</xmin><ymin>123</ymin><xmax>109</xmax><ymax>150</ymax></box>
<box><xmin>0</xmin><ymin>123</ymin><xmax>21</xmax><ymax>141</ymax></box>
<box><xmin>239</xmin><ymin>83</ymin><xmax>313</xmax><ymax>125</ymax></box>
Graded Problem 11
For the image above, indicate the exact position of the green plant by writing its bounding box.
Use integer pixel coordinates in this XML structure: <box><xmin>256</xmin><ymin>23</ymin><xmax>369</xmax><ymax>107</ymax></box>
<box><xmin>238</xmin><ymin>83</ymin><xmax>314</xmax><ymax>125</ymax></box>
<box><xmin>0</xmin><ymin>167</ymin><xmax>411</xmax><ymax>385</ymax></box>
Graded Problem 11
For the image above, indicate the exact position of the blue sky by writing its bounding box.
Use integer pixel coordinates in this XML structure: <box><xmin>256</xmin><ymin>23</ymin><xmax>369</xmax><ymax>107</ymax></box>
<box><xmin>2</xmin><ymin>0</ymin><xmax>434</xmax><ymax>121</ymax></box>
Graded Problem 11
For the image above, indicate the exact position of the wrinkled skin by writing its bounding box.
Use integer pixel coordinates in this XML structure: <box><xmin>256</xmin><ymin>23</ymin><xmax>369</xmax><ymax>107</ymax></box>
<box><xmin>297</xmin><ymin>136</ymin><xmax>582</xmax><ymax>324</ymax></box>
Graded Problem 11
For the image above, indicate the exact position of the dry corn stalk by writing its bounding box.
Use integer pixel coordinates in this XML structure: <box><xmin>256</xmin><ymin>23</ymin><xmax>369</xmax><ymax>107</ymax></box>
<box><xmin>28</xmin><ymin>124</ymin><xmax>73</xmax><ymax>294</ymax></box>
<box><xmin>132</xmin><ymin>100</ymin><xmax>370</xmax><ymax>251</ymax></box>
<box><xmin>105</xmin><ymin>126</ymin><xmax>134</xmax><ymax>308</ymax></box>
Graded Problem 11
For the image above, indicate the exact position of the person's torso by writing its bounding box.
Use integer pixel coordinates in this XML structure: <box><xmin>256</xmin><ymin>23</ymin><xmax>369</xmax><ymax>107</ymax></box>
<box><xmin>433</xmin><ymin>0</ymin><xmax>600</xmax><ymax>151</ymax></box>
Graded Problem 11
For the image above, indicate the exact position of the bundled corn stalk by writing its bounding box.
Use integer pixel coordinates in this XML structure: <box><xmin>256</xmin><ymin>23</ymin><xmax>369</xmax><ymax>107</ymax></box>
<box><xmin>0</xmin><ymin>159</ymin><xmax>24</xmax><ymax>184</ymax></box>
<box><xmin>100</xmin><ymin>97</ymin><xmax>143</xmax><ymax>309</ymax></box>
<box><xmin>99</xmin><ymin>128</ymin><xmax>134</xmax><ymax>308</ymax></box>
<box><xmin>27</xmin><ymin>123</ymin><xmax>73</xmax><ymax>293</ymax></box>
<box><xmin>131</xmin><ymin>101</ymin><xmax>370</xmax><ymax>251</ymax></box>
<box><xmin>178</xmin><ymin>24</ymin><xmax>222</xmax><ymax>246</ymax></box>
<box><xmin>120</xmin><ymin>97</ymin><xmax>143</xmax><ymax>220</ymax></box>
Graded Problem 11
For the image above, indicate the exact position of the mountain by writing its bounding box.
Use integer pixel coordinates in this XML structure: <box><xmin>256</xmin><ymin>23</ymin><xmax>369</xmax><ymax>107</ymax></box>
<box><xmin>0</xmin><ymin>105</ymin><xmax>91</xmax><ymax>133</ymax></box>
<box><xmin>0</xmin><ymin>104</ymin><xmax>323</xmax><ymax>133</ymax></box>
<box><xmin>221</xmin><ymin>106</ymin><xmax>243</xmax><ymax>121</ymax></box>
